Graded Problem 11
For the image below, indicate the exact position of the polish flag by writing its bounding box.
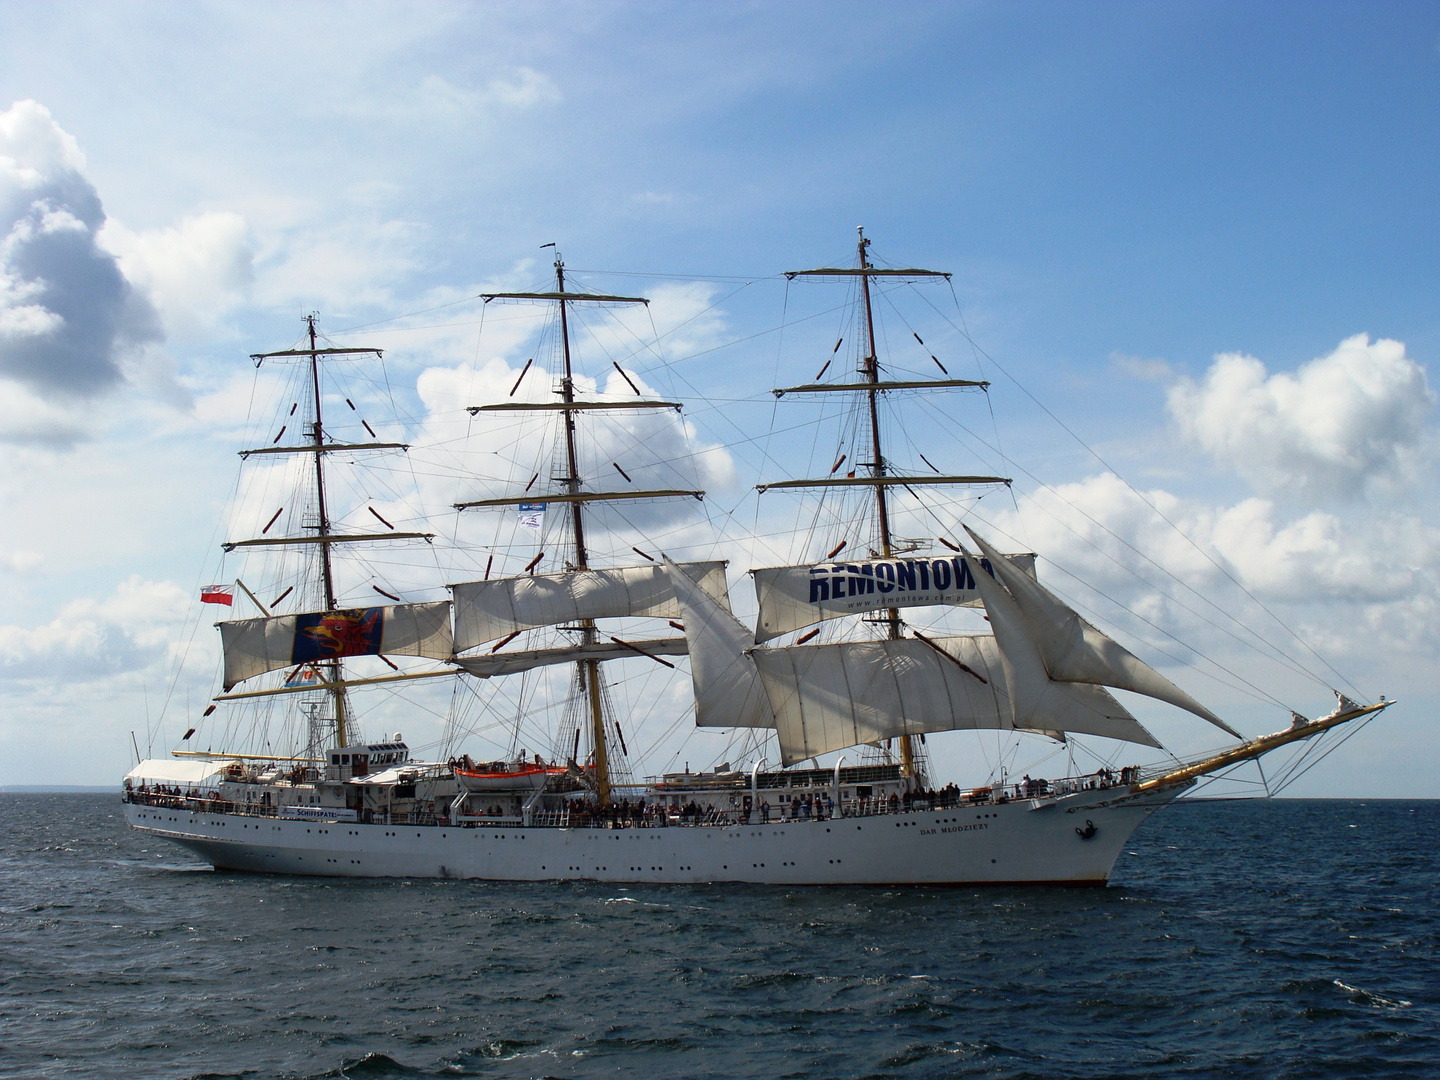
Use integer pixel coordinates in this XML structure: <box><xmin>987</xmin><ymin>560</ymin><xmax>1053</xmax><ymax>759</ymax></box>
<box><xmin>200</xmin><ymin>585</ymin><xmax>234</xmax><ymax>606</ymax></box>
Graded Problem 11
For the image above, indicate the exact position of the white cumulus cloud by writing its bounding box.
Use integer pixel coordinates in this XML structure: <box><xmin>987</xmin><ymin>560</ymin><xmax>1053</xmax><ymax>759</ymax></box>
<box><xmin>1167</xmin><ymin>334</ymin><xmax>1436</xmax><ymax>499</ymax></box>
<box><xmin>0</xmin><ymin>100</ymin><xmax>161</xmax><ymax>402</ymax></box>
<box><xmin>0</xmin><ymin>575</ymin><xmax>190</xmax><ymax>681</ymax></box>
<box><xmin>981</xmin><ymin>471</ymin><xmax>1440</xmax><ymax>696</ymax></box>
<box><xmin>100</xmin><ymin>211</ymin><xmax>254</xmax><ymax>337</ymax></box>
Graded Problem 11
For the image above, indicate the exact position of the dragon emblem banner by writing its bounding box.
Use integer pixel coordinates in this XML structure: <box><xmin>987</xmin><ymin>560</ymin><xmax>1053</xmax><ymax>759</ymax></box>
<box><xmin>218</xmin><ymin>601</ymin><xmax>453</xmax><ymax>689</ymax></box>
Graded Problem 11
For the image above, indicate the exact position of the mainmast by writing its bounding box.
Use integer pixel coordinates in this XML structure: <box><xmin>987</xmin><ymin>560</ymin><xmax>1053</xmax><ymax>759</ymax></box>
<box><xmin>458</xmin><ymin>253</ymin><xmax>704</xmax><ymax>806</ymax></box>
<box><xmin>553</xmin><ymin>257</ymin><xmax>612</xmax><ymax>806</ymax></box>
<box><xmin>305</xmin><ymin>315</ymin><xmax>348</xmax><ymax>746</ymax></box>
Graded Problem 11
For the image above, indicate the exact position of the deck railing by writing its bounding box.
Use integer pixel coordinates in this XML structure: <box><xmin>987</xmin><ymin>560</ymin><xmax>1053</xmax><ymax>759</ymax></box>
<box><xmin>123</xmin><ymin>767</ymin><xmax>1142</xmax><ymax>829</ymax></box>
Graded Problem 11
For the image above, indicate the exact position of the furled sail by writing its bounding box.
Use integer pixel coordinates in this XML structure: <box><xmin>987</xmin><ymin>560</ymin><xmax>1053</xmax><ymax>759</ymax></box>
<box><xmin>219</xmin><ymin>601</ymin><xmax>453</xmax><ymax>690</ymax></box>
<box><xmin>752</xmin><ymin>553</ymin><xmax>1037</xmax><ymax>643</ymax></box>
<box><xmin>453</xmin><ymin>637</ymin><xmax>688</xmax><ymax>678</ymax></box>
<box><xmin>451</xmin><ymin>562</ymin><xmax>729</xmax><ymax>653</ymax></box>
<box><xmin>751</xmin><ymin>635</ymin><xmax>1156</xmax><ymax>765</ymax></box>
<box><xmin>962</xmin><ymin>527</ymin><xmax>1241</xmax><ymax>738</ymax></box>
<box><xmin>662</xmin><ymin>558</ymin><xmax>775</xmax><ymax>730</ymax></box>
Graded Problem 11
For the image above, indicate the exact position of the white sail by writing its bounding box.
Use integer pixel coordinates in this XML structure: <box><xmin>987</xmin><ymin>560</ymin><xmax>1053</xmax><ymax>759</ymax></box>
<box><xmin>451</xmin><ymin>561</ymin><xmax>729</xmax><ymax>653</ymax></box>
<box><xmin>752</xmin><ymin>635</ymin><xmax>1156</xmax><ymax>765</ymax></box>
<box><xmin>752</xmin><ymin>553</ymin><xmax>1036</xmax><ymax>643</ymax></box>
<box><xmin>963</xmin><ymin>527</ymin><xmax>1240</xmax><ymax>738</ymax></box>
<box><xmin>960</xmin><ymin>547</ymin><xmax>1166</xmax><ymax>743</ymax></box>
<box><xmin>219</xmin><ymin>601</ymin><xmax>454</xmax><ymax>690</ymax></box>
<box><xmin>453</xmin><ymin>637</ymin><xmax>688</xmax><ymax>678</ymax></box>
<box><xmin>662</xmin><ymin>558</ymin><xmax>776</xmax><ymax>730</ymax></box>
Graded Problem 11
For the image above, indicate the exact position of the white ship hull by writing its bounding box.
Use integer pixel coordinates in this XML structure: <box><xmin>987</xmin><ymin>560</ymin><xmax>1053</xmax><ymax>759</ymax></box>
<box><xmin>124</xmin><ymin>784</ymin><xmax>1184</xmax><ymax>886</ymax></box>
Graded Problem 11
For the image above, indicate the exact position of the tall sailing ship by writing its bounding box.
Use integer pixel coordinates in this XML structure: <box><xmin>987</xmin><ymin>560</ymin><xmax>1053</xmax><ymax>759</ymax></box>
<box><xmin>123</xmin><ymin>234</ymin><xmax>1391</xmax><ymax>885</ymax></box>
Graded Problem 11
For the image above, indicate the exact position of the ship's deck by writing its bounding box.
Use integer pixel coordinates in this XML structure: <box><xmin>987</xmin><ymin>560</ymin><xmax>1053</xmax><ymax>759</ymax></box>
<box><xmin>124</xmin><ymin>767</ymin><xmax>1142</xmax><ymax>829</ymax></box>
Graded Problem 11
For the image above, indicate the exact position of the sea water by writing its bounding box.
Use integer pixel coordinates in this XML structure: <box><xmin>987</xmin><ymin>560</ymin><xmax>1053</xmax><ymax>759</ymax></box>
<box><xmin>0</xmin><ymin>795</ymin><xmax>1435</xmax><ymax>1079</ymax></box>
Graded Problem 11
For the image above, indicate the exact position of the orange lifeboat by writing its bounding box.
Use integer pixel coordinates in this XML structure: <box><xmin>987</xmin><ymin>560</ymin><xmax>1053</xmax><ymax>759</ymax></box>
<box><xmin>452</xmin><ymin>761</ymin><xmax>567</xmax><ymax>792</ymax></box>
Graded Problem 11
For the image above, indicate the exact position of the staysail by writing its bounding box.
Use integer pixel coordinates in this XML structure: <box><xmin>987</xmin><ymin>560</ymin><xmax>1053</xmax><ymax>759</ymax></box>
<box><xmin>219</xmin><ymin>601</ymin><xmax>454</xmax><ymax>690</ymax></box>
<box><xmin>752</xmin><ymin>553</ymin><xmax>1037</xmax><ymax>642</ymax></box>
<box><xmin>451</xmin><ymin>561</ymin><xmax>729</xmax><ymax>653</ymax></box>
<box><xmin>751</xmin><ymin>635</ymin><xmax>1157</xmax><ymax>765</ymax></box>
<box><xmin>962</xmin><ymin>527</ymin><xmax>1241</xmax><ymax>738</ymax></box>
<box><xmin>665</xmin><ymin>557</ymin><xmax>1152</xmax><ymax>763</ymax></box>
<box><xmin>663</xmin><ymin>558</ymin><xmax>776</xmax><ymax>730</ymax></box>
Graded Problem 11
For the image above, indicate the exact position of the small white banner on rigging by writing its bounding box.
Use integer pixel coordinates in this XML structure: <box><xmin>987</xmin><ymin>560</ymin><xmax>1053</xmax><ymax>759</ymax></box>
<box><xmin>517</xmin><ymin>503</ymin><xmax>546</xmax><ymax>530</ymax></box>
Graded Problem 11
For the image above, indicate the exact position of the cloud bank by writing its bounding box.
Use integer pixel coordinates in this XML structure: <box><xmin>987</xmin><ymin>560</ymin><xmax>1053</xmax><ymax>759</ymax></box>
<box><xmin>981</xmin><ymin>470</ymin><xmax>1440</xmax><ymax>715</ymax></box>
<box><xmin>1167</xmin><ymin>334</ymin><xmax>1436</xmax><ymax>499</ymax></box>
<box><xmin>0</xmin><ymin>100</ymin><xmax>160</xmax><ymax>399</ymax></box>
<box><xmin>101</xmin><ymin>211</ymin><xmax>254</xmax><ymax>338</ymax></box>
<box><xmin>0</xmin><ymin>575</ymin><xmax>189</xmax><ymax>682</ymax></box>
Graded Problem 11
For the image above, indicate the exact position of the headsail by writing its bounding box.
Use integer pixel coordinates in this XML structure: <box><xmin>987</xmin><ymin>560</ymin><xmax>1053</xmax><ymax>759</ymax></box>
<box><xmin>662</xmin><ymin>558</ymin><xmax>775</xmax><ymax>730</ymax></box>
<box><xmin>751</xmin><ymin>635</ymin><xmax>1157</xmax><ymax>765</ymax></box>
<box><xmin>219</xmin><ymin>601</ymin><xmax>453</xmax><ymax>690</ymax></box>
<box><xmin>451</xmin><ymin>561</ymin><xmax>729</xmax><ymax>653</ymax></box>
<box><xmin>962</xmin><ymin>527</ymin><xmax>1241</xmax><ymax>738</ymax></box>
<box><xmin>752</xmin><ymin>553</ymin><xmax>1037</xmax><ymax>643</ymax></box>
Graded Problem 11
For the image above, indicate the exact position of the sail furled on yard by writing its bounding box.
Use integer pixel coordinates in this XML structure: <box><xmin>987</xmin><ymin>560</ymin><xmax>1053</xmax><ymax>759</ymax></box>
<box><xmin>451</xmin><ymin>562</ymin><xmax>729</xmax><ymax>653</ymax></box>
<box><xmin>454</xmin><ymin>638</ymin><xmax>688</xmax><ymax>678</ymax></box>
<box><xmin>961</xmin><ymin>528</ymin><xmax>1241</xmax><ymax>739</ymax></box>
<box><xmin>663</xmin><ymin>558</ymin><xmax>776</xmax><ymax>730</ymax></box>
<box><xmin>219</xmin><ymin>601</ymin><xmax>453</xmax><ymax>690</ymax></box>
<box><xmin>751</xmin><ymin>635</ymin><xmax>1157</xmax><ymax>765</ymax></box>
<box><xmin>752</xmin><ymin>553</ymin><xmax>1037</xmax><ymax>643</ymax></box>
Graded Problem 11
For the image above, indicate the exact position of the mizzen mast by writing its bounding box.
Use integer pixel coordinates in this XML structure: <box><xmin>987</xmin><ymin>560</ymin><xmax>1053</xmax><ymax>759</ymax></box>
<box><xmin>239</xmin><ymin>321</ymin><xmax>435</xmax><ymax>750</ymax></box>
<box><xmin>304</xmin><ymin>315</ymin><xmax>349</xmax><ymax>745</ymax></box>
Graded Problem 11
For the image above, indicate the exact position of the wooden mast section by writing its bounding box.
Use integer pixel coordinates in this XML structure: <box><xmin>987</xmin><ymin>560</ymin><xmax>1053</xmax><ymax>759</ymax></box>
<box><xmin>553</xmin><ymin>256</ymin><xmax>613</xmax><ymax>807</ymax></box>
<box><xmin>853</xmin><ymin>231</ymin><xmax>916</xmax><ymax>776</ymax></box>
<box><xmin>777</xmin><ymin>229</ymin><xmax>1004</xmax><ymax>784</ymax></box>
<box><xmin>307</xmin><ymin>316</ymin><xmax>346</xmax><ymax>747</ymax></box>
<box><xmin>241</xmin><ymin>328</ymin><xmax>435</xmax><ymax>751</ymax></box>
<box><xmin>463</xmin><ymin>257</ymin><xmax>696</xmax><ymax>806</ymax></box>
<box><xmin>1131</xmin><ymin>700</ymin><xmax>1392</xmax><ymax>795</ymax></box>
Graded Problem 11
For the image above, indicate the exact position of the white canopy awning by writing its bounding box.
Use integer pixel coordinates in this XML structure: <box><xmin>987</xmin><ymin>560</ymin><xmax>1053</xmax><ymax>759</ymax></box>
<box><xmin>124</xmin><ymin>759</ymin><xmax>227</xmax><ymax>788</ymax></box>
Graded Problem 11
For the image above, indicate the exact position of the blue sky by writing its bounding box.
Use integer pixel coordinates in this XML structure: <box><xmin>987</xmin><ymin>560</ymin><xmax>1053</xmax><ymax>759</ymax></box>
<box><xmin>0</xmin><ymin>2</ymin><xmax>1437</xmax><ymax>792</ymax></box>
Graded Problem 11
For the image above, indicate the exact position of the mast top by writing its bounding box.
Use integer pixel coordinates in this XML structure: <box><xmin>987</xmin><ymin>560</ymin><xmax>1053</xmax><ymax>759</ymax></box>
<box><xmin>481</xmin><ymin>291</ymin><xmax>649</xmax><ymax>305</ymax></box>
<box><xmin>787</xmin><ymin>228</ymin><xmax>950</xmax><ymax>281</ymax></box>
<box><xmin>251</xmin><ymin>347</ymin><xmax>383</xmax><ymax>361</ymax></box>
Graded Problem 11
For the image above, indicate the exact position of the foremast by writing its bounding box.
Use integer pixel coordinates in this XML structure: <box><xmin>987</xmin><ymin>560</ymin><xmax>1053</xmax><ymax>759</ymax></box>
<box><xmin>856</xmin><ymin>230</ymin><xmax>912</xmax><ymax>775</ymax></box>
<box><xmin>771</xmin><ymin>228</ymin><xmax>1008</xmax><ymax>782</ymax></box>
